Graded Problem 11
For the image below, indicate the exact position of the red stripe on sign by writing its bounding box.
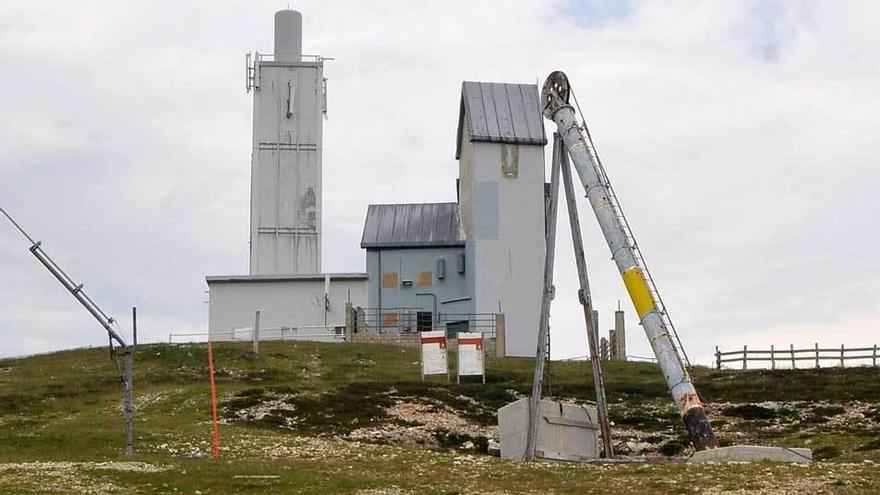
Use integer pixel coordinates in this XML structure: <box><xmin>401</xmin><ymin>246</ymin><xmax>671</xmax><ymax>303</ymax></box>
<box><xmin>458</xmin><ymin>338</ymin><xmax>482</xmax><ymax>346</ymax></box>
<box><xmin>421</xmin><ymin>336</ymin><xmax>447</xmax><ymax>345</ymax></box>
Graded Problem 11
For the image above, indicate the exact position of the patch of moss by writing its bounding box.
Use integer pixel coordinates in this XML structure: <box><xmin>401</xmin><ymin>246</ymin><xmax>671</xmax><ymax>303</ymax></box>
<box><xmin>721</xmin><ymin>404</ymin><xmax>798</xmax><ymax>420</ymax></box>
<box><xmin>855</xmin><ymin>438</ymin><xmax>880</xmax><ymax>451</ymax></box>
<box><xmin>813</xmin><ymin>445</ymin><xmax>842</xmax><ymax>460</ymax></box>
<box><xmin>810</xmin><ymin>405</ymin><xmax>845</xmax><ymax>417</ymax></box>
<box><xmin>659</xmin><ymin>441</ymin><xmax>685</xmax><ymax>456</ymax></box>
<box><xmin>433</xmin><ymin>431</ymin><xmax>488</xmax><ymax>453</ymax></box>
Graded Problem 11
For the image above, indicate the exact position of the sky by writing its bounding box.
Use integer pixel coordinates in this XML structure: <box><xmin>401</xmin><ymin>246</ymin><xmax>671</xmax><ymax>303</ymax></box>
<box><xmin>1</xmin><ymin>0</ymin><xmax>878</xmax><ymax>365</ymax></box>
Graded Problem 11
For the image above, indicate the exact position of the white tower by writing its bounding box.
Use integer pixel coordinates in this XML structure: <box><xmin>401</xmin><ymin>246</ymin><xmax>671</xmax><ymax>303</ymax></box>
<box><xmin>247</xmin><ymin>10</ymin><xmax>325</xmax><ymax>275</ymax></box>
<box><xmin>456</xmin><ymin>82</ymin><xmax>547</xmax><ymax>357</ymax></box>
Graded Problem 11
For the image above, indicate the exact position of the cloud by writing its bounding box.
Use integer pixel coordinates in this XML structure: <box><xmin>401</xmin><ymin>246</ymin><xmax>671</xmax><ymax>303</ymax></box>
<box><xmin>1</xmin><ymin>1</ymin><xmax>878</xmax><ymax>366</ymax></box>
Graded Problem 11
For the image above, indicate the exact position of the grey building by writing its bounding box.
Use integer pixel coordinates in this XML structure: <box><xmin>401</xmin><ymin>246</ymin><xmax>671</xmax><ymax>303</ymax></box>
<box><xmin>361</xmin><ymin>203</ymin><xmax>471</xmax><ymax>335</ymax></box>
<box><xmin>357</xmin><ymin>81</ymin><xmax>548</xmax><ymax>357</ymax></box>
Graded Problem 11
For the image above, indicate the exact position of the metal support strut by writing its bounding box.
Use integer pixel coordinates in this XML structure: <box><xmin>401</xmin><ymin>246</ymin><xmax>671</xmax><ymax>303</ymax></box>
<box><xmin>525</xmin><ymin>134</ymin><xmax>615</xmax><ymax>460</ymax></box>
<box><xmin>540</xmin><ymin>72</ymin><xmax>717</xmax><ymax>450</ymax></box>
<box><xmin>525</xmin><ymin>133</ymin><xmax>563</xmax><ymax>461</ymax></box>
<box><xmin>560</xmin><ymin>146</ymin><xmax>613</xmax><ymax>458</ymax></box>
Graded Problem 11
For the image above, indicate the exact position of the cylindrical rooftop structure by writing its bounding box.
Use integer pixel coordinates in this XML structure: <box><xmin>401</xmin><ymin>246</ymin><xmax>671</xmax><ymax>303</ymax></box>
<box><xmin>274</xmin><ymin>9</ymin><xmax>302</xmax><ymax>62</ymax></box>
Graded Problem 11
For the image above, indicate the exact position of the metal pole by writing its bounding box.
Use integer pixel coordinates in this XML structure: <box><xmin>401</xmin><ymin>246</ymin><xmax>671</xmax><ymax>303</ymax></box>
<box><xmin>207</xmin><ymin>342</ymin><xmax>220</xmax><ymax>459</ymax></box>
<box><xmin>743</xmin><ymin>345</ymin><xmax>747</xmax><ymax>370</ymax></box>
<box><xmin>132</xmin><ymin>307</ymin><xmax>138</xmax><ymax>346</ymax></box>
<box><xmin>123</xmin><ymin>346</ymin><xmax>134</xmax><ymax>456</ymax></box>
<box><xmin>840</xmin><ymin>344</ymin><xmax>844</xmax><ymax>368</ymax></box>
<box><xmin>815</xmin><ymin>343</ymin><xmax>820</xmax><ymax>368</ymax></box>
<box><xmin>525</xmin><ymin>133</ymin><xmax>562</xmax><ymax>461</ymax></box>
<box><xmin>253</xmin><ymin>310</ymin><xmax>261</xmax><ymax>356</ymax></box>
<box><xmin>791</xmin><ymin>344</ymin><xmax>796</xmax><ymax>369</ymax></box>
<box><xmin>541</xmin><ymin>73</ymin><xmax>716</xmax><ymax>450</ymax></box>
<box><xmin>560</xmin><ymin>143</ymin><xmax>613</xmax><ymax>458</ymax></box>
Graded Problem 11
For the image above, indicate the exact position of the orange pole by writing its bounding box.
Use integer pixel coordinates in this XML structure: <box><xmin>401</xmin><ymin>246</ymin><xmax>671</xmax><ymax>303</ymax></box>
<box><xmin>207</xmin><ymin>341</ymin><xmax>220</xmax><ymax>459</ymax></box>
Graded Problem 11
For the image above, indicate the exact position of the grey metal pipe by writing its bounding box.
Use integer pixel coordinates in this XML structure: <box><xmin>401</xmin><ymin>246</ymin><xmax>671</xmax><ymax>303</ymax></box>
<box><xmin>541</xmin><ymin>72</ymin><xmax>717</xmax><ymax>450</ymax></box>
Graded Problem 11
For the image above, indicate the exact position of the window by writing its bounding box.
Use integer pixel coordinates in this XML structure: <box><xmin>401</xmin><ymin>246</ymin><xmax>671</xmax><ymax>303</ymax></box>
<box><xmin>417</xmin><ymin>312</ymin><xmax>433</xmax><ymax>332</ymax></box>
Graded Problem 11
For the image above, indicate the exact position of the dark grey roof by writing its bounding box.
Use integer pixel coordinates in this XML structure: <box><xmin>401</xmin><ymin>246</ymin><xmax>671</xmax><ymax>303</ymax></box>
<box><xmin>360</xmin><ymin>203</ymin><xmax>465</xmax><ymax>249</ymax></box>
<box><xmin>456</xmin><ymin>81</ymin><xmax>548</xmax><ymax>159</ymax></box>
<box><xmin>206</xmin><ymin>273</ymin><xmax>368</xmax><ymax>284</ymax></box>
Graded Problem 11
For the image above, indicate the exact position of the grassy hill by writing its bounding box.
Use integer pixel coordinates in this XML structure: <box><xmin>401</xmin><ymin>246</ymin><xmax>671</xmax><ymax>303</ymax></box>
<box><xmin>0</xmin><ymin>340</ymin><xmax>878</xmax><ymax>494</ymax></box>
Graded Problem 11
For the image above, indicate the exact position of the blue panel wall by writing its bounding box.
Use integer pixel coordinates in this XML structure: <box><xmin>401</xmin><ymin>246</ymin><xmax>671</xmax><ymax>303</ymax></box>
<box><xmin>366</xmin><ymin>246</ymin><xmax>472</xmax><ymax>320</ymax></box>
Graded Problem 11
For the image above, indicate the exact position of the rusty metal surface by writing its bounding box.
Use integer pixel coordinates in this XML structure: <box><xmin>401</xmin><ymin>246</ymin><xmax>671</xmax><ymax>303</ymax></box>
<box><xmin>360</xmin><ymin>203</ymin><xmax>465</xmax><ymax>249</ymax></box>
<box><xmin>683</xmin><ymin>407</ymin><xmax>719</xmax><ymax>451</ymax></box>
<box><xmin>455</xmin><ymin>82</ymin><xmax>548</xmax><ymax>159</ymax></box>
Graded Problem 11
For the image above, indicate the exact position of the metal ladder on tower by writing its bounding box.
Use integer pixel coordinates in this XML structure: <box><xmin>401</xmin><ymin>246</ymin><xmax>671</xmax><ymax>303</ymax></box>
<box><xmin>543</xmin><ymin>323</ymin><xmax>552</xmax><ymax>397</ymax></box>
<box><xmin>579</xmin><ymin>119</ymin><xmax>692</xmax><ymax>368</ymax></box>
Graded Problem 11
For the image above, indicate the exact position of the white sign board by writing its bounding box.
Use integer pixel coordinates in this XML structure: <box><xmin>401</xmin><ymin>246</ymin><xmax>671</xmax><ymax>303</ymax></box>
<box><xmin>457</xmin><ymin>332</ymin><xmax>485</xmax><ymax>382</ymax></box>
<box><xmin>420</xmin><ymin>331</ymin><xmax>448</xmax><ymax>378</ymax></box>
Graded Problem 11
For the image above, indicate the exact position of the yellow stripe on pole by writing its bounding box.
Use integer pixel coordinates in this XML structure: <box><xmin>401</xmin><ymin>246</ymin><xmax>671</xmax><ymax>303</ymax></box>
<box><xmin>622</xmin><ymin>267</ymin><xmax>655</xmax><ymax>318</ymax></box>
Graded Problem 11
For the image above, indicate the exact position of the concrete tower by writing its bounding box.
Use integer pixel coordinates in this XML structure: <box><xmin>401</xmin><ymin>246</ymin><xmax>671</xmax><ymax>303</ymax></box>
<box><xmin>248</xmin><ymin>10</ymin><xmax>325</xmax><ymax>275</ymax></box>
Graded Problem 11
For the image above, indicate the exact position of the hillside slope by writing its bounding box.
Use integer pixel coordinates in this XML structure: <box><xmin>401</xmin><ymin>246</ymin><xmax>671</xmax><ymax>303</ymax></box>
<box><xmin>0</xmin><ymin>341</ymin><xmax>878</xmax><ymax>494</ymax></box>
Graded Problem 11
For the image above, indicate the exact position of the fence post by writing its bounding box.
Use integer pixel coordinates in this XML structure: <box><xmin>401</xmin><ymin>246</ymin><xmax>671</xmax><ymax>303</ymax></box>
<box><xmin>770</xmin><ymin>344</ymin><xmax>775</xmax><ymax>370</ymax></box>
<box><xmin>715</xmin><ymin>346</ymin><xmax>720</xmax><ymax>370</ymax></box>
<box><xmin>495</xmin><ymin>313</ymin><xmax>506</xmax><ymax>358</ymax></box>
<box><xmin>874</xmin><ymin>345</ymin><xmax>877</xmax><ymax>367</ymax></box>
<box><xmin>815</xmin><ymin>343</ymin><xmax>820</xmax><ymax>368</ymax></box>
<box><xmin>743</xmin><ymin>345</ymin><xmax>747</xmax><ymax>370</ymax></box>
<box><xmin>840</xmin><ymin>344</ymin><xmax>844</xmax><ymax>368</ymax></box>
<box><xmin>356</xmin><ymin>306</ymin><xmax>366</xmax><ymax>334</ymax></box>
<box><xmin>253</xmin><ymin>310</ymin><xmax>261</xmax><ymax>356</ymax></box>
<box><xmin>790</xmin><ymin>344</ymin><xmax>795</xmax><ymax>369</ymax></box>
<box><xmin>344</xmin><ymin>302</ymin><xmax>353</xmax><ymax>342</ymax></box>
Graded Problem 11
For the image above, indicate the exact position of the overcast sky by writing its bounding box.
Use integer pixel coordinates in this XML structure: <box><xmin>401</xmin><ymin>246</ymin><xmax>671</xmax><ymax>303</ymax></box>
<box><xmin>1</xmin><ymin>0</ymin><xmax>878</xmax><ymax>365</ymax></box>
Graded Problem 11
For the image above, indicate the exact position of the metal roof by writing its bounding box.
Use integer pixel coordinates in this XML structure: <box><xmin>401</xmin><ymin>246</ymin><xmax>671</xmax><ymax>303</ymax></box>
<box><xmin>456</xmin><ymin>81</ymin><xmax>548</xmax><ymax>159</ymax></box>
<box><xmin>360</xmin><ymin>203</ymin><xmax>465</xmax><ymax>249</ymax></box>
<box><xmin>206</xmin><ymin>273</ymin><xmax>368</xmax><ymax>284</ymax></box>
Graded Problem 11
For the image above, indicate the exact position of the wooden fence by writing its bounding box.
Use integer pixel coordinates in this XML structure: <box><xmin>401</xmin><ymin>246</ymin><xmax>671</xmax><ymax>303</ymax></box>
<box><xmin>715</xmin><ymin>344</ymin><xmax>879</xmax><ymax>370</ymax></box>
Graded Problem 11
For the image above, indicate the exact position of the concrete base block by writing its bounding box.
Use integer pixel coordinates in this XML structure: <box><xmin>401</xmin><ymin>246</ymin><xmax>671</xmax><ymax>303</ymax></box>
<box><xmin>689</xmin><ymin>445</ymin><xmax>812</xmax><ymax>464</ymax></box>
<box><xmin>498</xmin><ymin>398</ymin><xmax>599</xmax><ymax>461</ymax></box>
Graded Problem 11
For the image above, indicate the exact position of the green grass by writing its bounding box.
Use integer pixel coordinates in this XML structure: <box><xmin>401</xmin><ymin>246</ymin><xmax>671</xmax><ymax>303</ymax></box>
<box><xmin>0</xmin><ymin>341</ymin><xmax>879</xmax><ymax>494</ymax></box>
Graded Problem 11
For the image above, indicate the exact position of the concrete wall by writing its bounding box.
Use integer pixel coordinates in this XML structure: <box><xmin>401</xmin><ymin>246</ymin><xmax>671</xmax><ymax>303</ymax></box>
<box><xmin>458</xmin><ymin>127</ymin><xmax>545</xmax><ymax>357</ymax></box>
<box><xmin>207</xmin><ymin>274</ymin><xmax>366</xmax><ymax>340</ymax></box>
<box><xmin>366</xmin><ymin>246</ymin><xmax>472</xmax><ymax>318</ymax></box>
<box><xmin>249</xmin><ymin>59</ymin><xmax>324</xmax><ymax>275</ymax></box>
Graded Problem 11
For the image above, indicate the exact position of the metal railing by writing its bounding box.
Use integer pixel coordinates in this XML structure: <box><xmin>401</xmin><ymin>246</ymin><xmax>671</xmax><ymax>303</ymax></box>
<box><xmin>169</xmin><ymin>326</ymin><xmax>345</xmax><ymax>345</ymax></box>
<box><xmin>715</xmin><ymin>344</ymin><xmax>880</xmax><ymax>370</ymax></box>
<box><xmin>354</xmin><ymin>308</ymin><xmax>498</xmax><ymax>339</ymax></box>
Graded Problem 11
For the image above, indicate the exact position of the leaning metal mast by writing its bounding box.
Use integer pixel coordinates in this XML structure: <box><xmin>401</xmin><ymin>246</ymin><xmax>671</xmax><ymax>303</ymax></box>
<box><xmin>1</xmin><ymin>208</ymin><xmax>135</xmax><ymax>455</ymax></box>
<box><xmin>540</xmin><ymin>72</ymin><xmax>718</xmax><ymax>450</ymax></box>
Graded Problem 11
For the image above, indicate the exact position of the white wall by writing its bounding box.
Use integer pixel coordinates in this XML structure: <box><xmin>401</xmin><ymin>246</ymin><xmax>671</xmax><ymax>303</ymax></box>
<box><xmin>207</xmin><ymin>275</ymin><xmax>366</xmax><ymax>341</ymax></box>
<box><xmin>459</xmin><ymin>129</ymin><xmax>545</xmax><ymax>357</ymax></box>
